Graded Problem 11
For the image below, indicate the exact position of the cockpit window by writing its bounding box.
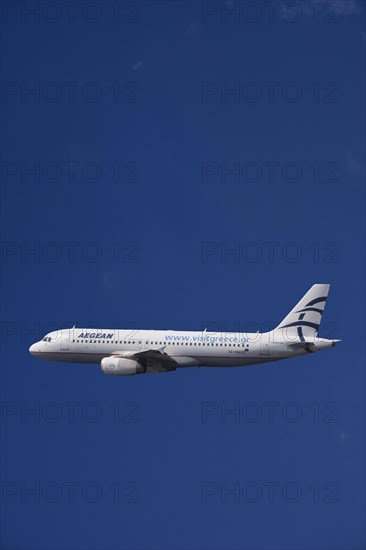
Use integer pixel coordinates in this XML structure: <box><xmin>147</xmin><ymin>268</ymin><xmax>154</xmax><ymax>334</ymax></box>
<box><xmin>43</xmin><ymin>337</ymin><xmax>47</xmax><ymax>342</ymax></box>
<box><xmin>48</xmin><ymin>338</ymin><xmax>51</xmax><ymax>342</ymax></box>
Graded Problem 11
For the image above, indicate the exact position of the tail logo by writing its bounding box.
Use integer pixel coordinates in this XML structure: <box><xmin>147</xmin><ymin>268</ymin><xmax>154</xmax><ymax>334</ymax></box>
<box><xmin>281</xmin><ymin>295</ymin><xmax>328</xmax><ymax>351</ymax></box>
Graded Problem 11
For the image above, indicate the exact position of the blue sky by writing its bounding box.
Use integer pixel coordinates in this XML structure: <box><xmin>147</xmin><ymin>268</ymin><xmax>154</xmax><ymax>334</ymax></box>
<box><xmin>1</xmin><ymin>1</ymin><xmax>365</xmax><ymax>549</ymax></box>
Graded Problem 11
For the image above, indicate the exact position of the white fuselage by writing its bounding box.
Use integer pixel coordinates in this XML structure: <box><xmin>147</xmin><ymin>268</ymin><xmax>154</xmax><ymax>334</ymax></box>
<box><xmin>29</xmin><ymin>327</ymin><xmax>335</xmax><ymax>369</ymax></box>
<box><xmin>28</xmin><ymin>285</ymin><xmax>340</xmax><ymax>374</ymax></box>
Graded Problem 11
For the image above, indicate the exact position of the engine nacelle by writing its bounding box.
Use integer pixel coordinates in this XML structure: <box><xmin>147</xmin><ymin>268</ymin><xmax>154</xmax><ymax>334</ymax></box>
<box><xmin>101</xmin><ymin>357</ymin><xmax>144</xmax><ymax>376</ymax></box>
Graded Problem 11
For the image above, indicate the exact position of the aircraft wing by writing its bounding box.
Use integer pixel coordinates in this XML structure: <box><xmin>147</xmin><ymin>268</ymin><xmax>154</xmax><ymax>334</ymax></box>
<box><xmin>112</xmin><ymin>348</ymin><xmax>178</xmax><ymax>373</ymax></box>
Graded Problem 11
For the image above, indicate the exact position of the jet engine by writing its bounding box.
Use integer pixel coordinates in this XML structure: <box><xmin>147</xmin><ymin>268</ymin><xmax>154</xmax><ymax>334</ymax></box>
<box><xmin>101</xmin><ymin>357</ymin><xmax>144</xmax><ymax>376</ymax></box>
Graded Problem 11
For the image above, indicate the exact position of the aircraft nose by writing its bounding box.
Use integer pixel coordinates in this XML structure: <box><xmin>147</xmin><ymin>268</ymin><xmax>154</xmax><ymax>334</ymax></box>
<box><xmin>29</xmin><ymin>343</ymin><xmax>38</xmax><ymax>355</ymax></box>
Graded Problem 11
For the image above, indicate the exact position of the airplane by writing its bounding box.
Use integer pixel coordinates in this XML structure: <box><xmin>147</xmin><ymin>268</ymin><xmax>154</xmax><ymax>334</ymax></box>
<box><xmin>29</xmin><ymin>284</ymin><xmax>340</xmax><ymax>376</ymax></box>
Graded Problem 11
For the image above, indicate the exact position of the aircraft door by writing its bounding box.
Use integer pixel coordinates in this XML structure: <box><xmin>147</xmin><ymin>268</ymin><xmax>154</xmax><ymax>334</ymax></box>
<box><xmin>60</xmin><ymin>333</ymin><xmax>69</xmax><ymax>350</ymax></box>
<box><xmin>260</xmin><ymin>335</ymin><xmax>270</xmax><ymax>356</ymax></box>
